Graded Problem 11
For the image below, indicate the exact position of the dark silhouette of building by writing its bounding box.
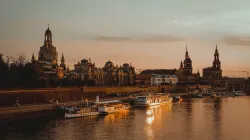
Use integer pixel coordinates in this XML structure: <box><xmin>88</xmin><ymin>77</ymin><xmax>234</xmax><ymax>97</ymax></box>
<box><xmin>175</xmin><ymin>46</ymin><xmax>198</xmax><ymax>85</ymax></box>
<box><xmin>202</xmin><ymin>45</ymin><xmax>223</xmax><ymax>87</ymax></box>
<box><xmin>183</xmin><ymin>46</ymin><xmax>193</xmax><ymax>75</ymax></box>
<box><xmin>31</xmin><ymin>25</ymin><xmax>66</xmax><ymax>87</ymax></box>
<box><xmin>203</xmin><ymin>45</ymin><xmax>222</xmax><ymax>79</ymax></box>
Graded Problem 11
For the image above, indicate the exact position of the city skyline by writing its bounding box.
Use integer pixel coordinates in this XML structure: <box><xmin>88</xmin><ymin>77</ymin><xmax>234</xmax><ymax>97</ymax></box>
<box><xmin>1</xmin><ymin>0</ymin><xmax>250</xmax><ymax>77</ymax></box>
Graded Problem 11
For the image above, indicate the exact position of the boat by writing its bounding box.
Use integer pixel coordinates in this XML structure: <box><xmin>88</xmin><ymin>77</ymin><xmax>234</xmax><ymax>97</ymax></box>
<box><xmin>211</xmin><ymin>93</ymin><xmax>222</xmax><ymax>98</ymax></box>
<box><xmin>96</xmin><ymin>100</ymin><xmax>130</xmax><ymax>114</ymax></box>
<box><xmin>233</xmin><ymin>91</ymin><xmax>246</xmax><ymax>96</ymax></box>
<box><xmin>135</xmin><ymin>94</ymin><xmax>173</xmax><ymax>107</ymax></box>
<box><xmin>65</xmin><ymin>107</ymin><xmax>99</xmax><ymax>118</ymax></box>
<box><xmin>172</xmin><ymin>96</ymin><xmax>183</xmax><ymax>102</ymax></box>
<box><xmin>192</xmin><ymin>93</ymin><xmax>203</xmax><ymax>98</ymax></box>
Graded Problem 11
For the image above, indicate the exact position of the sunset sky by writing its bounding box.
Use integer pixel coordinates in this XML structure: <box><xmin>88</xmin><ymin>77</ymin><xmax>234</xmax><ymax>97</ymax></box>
<box><xmin>1</xmin><ymin>0</ymin><xmax>250</xmax><ymax>77</ymax></box>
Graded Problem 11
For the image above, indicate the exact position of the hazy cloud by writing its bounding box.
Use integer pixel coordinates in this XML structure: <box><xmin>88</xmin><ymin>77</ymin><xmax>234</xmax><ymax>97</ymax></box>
<box><xmin>95</xmin><ymin>36</ymin><xmax>133</xmax><ymax>41</ymax></box>
<box><xmin>95</xmin><ymin>35</ymin><xmax>185</xmax><ymax>42</ymax></box>
<box><xmin>138</xmin><ymin>35</ymin><xmax>185</xmax><ymax>42</ymax></box>
<box><xmin>223</xmin><ymin>36</ymin><xmax>250</xmax><ymax>46</ymax></box>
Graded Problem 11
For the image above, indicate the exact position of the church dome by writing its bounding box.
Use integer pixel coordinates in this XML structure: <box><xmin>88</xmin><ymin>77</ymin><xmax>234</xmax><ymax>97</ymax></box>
<box><xmin>123</xmin><ymin>63</ymin><xmax>129</xmax><ymax>67</ymax></box>
<box><xmin>105</xmin><ymin>60</ymin><xmax>114</xmax><ymax>68</ymax></box>
<box><xmin>184</xmin><ymin>58</ymin><xmax>192</xmax><ymax>63</ymax></box>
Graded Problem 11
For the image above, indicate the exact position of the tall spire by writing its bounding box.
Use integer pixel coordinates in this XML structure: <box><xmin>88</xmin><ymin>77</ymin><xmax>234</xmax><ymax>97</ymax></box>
<box><xmin>185</xmin><ymin>45</ymin><xmax>189</xmax><ymax>58</ymax></box>
<box><xmin>213</xmin><ymin>45</ymin><xmax>220</xmax><ymax>69</ymax></box>
<box><xmin>186</xmin><ymin>43</ymin><xmax>188</xmax><ymax>53</ymax></box>
<box><xmin>31</xmin><ymin>52</ymin><xmax>35</xmax><ymax>63</ymax></box>
<box><xmin>60</xmin><ymin>53</ymin><xmax>66</xmax><ymax>70</ymax></box>
<box><xmin>61</xmin><ymin>53</ymin><xmax>65</xmax><ymax>63</ymax></box>
<box><xmin>179</xmin><ymin>61</ymin><xmax>183</xmax><ymax>70</ymax></box>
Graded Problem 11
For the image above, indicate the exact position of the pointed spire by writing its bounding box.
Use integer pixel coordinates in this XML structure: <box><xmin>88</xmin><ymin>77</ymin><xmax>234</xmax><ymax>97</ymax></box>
<box><xmin>186</xmin><ymin>43</ymin><xmax>188</xmax><ymax>53</ymax></box>
<box><xmin>32</xmin><ymin>52</ymin><xmax>35</xmax><ymax>62</ymax></box>
<box><xmin>48</xmin><ymin>24</ymin><xmax>50</xmax><ymax>29</ymax></box>
<box><xmin>185</xmin><ymin>45</ymin><xmax>189</xmax><ymax>58</ymax></box>
<box><xmin>61</xmin><ymin>53</ymin><xmax>65</xmax><ymax>61</ymax></box>
<box><xmin>179</xmin><ymin>61</ymin><xmax>183</xmax><ymax>70</ymax></box>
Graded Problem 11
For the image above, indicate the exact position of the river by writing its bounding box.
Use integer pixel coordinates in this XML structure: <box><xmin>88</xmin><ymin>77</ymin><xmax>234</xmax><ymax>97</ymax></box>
<box><xmin>1</xmin><ymin>96</ymin><xmax>250</xmax><ymax>140</ymax></box>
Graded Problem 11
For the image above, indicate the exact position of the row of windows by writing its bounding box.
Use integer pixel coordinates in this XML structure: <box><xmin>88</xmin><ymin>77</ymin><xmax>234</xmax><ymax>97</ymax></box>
<box><xmin>152</xmin><ymin>78</ymin><xmax>178</xmax><ymax>81</ymax></box>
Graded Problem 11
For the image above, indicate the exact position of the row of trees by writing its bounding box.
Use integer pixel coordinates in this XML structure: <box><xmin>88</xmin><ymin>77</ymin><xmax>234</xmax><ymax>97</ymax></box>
<box><xmin>0</xmin><ymin>53</ymin><xmax>40</xmax><ymax>89</ymax></box>
<box><xmin>0</xmin><ymin>53</ymin><xmax>96</xmax><ymax>89</ymax></box>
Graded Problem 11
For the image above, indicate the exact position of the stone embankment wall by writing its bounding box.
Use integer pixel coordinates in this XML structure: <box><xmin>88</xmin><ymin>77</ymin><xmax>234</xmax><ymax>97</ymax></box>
<box><xmin>0</xmin><ymin>85</ymin><xmax>211</xmax><ymax>106</ymax></box>
<box><xmin>0</xmin><ymin>87</ymin><xmax>157</xmax><ymax>106</ymax></box>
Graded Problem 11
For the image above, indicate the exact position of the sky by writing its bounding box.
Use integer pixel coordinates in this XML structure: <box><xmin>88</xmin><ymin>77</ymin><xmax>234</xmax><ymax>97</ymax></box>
<box><xmin>1</xmin><ymin>0</ymin><xmax>250</xmax><ymax>77</ymax></box>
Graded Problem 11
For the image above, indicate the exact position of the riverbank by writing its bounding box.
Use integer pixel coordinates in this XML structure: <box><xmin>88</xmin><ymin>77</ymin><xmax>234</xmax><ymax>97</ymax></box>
<box><xmin>0</xmin><ymin>85</ymin><xmax>211</xmax><ymax>106</ymax></box>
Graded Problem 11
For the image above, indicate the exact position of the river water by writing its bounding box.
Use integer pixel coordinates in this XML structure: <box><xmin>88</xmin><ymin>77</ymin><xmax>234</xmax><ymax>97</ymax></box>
<box><xmin>1</xmin><ymin>96</ymin><xmax>250</xmax><ymax>140</ymax></box>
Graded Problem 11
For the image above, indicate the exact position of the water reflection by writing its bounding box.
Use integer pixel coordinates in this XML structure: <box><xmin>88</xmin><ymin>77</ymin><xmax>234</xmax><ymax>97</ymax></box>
<box><xmin>212</xmin><ymin>98</ymin><xmax>222</xmax><ymax>140</ymax></box>
<box><xmin>2</xmin><ymin>97</ymin><xmax>250</xmax><ymax>140</ymax></box>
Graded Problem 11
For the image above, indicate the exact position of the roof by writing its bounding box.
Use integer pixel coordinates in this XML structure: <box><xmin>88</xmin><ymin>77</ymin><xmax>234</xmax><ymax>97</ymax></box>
<box><xmin>136</xmin><ymin>74</ymin><xmax>152</xmax><ymax>80</ymax></box>
<box><xmin>184</xmin><ymin>57</ymin><xmax>192</xmax><ymax>63</ymax></box>
<box><xmin>140</xmin><ymin>69</ymin><xmax>176</xmax><ymax>75</ymax></box>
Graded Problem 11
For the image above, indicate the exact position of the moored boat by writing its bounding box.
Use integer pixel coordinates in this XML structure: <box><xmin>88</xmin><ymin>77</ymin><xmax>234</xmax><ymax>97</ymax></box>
<box><xmin>233</xmin><ymin>91</ymin><xmax>246</xmax><ymax>96</ymax></box>
<box><xmin>172</xmin><ymin>96</ymin><xmax>183</xmax><ymax>102</ymax></box>
<box><xmin>135</xmin><ymin>94</ymin><xmax>173</xmax><ymax>107</ymax></box>
<box><xmin>211</xmin><ymin>93</ymin><xmax>222</xmax><ymax>98</ymax></box>
<box><xmin>96</xmin><ymin>100</ymin><xmax>130</xmax><ymax>114</ymax></box>
<box><xmin>65</xmin><ymin>107</ymin><xmax>99</xmax><ymax>118</ymax></box>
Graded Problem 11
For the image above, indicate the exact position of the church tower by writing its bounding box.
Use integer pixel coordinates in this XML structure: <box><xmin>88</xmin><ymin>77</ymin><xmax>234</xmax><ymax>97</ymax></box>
<box><xmin>213</xmin><ymin>45</ymin><xmax>221</xmax><ymax>70</ymax></box>
<box><xmin>38</xmin><ymin>25</ymin><xmax>58</xmax><ymax>63</ymax></box>
<box><xmin>183</xmin><ymin>46</ymin><xmax>193</xmax><ymax>75</ymax></box>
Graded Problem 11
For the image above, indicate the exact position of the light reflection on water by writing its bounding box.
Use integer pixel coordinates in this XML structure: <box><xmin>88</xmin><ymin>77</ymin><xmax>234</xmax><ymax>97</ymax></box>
<box><xmin>1</xmin><ymin>97</ymin><xmax>250</xmax><ymax>140</ymax></box>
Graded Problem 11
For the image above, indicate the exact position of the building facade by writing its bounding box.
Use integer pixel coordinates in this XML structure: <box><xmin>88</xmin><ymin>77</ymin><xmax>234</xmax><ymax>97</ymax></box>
<box><xmin>139</xmin><ymin>69</ymin><xmax>178</xmax><ymax>86</ymax></box>
<box><xmin>150</xmin><ymin>74</ymin><xmax>178</xmax><ymax>86</ymax></box>
<box><xmin>74</xmin><ymin>60</ymin><xmax>136</xmax><ymax>86</ymax></box>
<box><xmin>224</xmin><ymin>77</ymin><xmax>246</xmax><ymax>89</ymax></box>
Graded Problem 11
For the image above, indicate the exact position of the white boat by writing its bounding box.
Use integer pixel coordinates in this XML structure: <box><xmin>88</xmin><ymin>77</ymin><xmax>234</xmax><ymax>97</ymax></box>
<box><xmin>233</xmin><ymin>91</ymin><xmax>246</xmax><ymax>96</ymax></box>
<box><xmin>65</xmin><ymin>107</ymin><xmax>99</xmax><ymax>118</ymax></box>
<box><xmin>135</xmin><ymin>94</ymin><xmax>173</xmax><ymax>107</ymax></box>
<box><xmin>95</xmin><ymin>100</ymin><xmax>130</xmax><ymax>114</ymax></box>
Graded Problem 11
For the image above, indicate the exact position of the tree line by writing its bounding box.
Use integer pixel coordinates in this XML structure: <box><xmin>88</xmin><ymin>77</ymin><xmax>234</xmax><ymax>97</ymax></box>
<box><xmin>0</xmin><ymin>53</ymin><xmax>86</xmax><ymax>89</ymax></box>
<box><xmin>0</xmin><ymin>53</ymin><xmax>40</xmax><ymax>89</ymax></box>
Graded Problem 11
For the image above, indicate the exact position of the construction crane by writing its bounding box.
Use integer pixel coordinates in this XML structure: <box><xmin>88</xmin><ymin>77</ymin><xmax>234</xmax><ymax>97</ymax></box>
<box><xmin>226</xmin><ymin>70</ymin><xmax>249</xmax><ymax>88</ymax></box>
<box><xmin>227</xmin><ymin>70</ymin><xmax>249</xmax><ymax>77</ymax></box>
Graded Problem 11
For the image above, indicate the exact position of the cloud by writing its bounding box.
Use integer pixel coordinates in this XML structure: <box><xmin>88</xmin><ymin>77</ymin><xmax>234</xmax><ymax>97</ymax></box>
<box><xmin>138</xmin><ymin>35</ymin><xmax>185</xmax><ymax>42</ymax></box>
<box><xmin>223</xmin><ymin>36</ymin><xmax>250</xmax><ymax>46</ymax></box>
<box><xmin>95</xmin><ymin>36</ymin><xmax>133</xmax><ymax>41</ymax></box>
<box><xmin>94</xmin><ymin>35</ymin><xmax>186</xmax><ymax>43</ymax></box>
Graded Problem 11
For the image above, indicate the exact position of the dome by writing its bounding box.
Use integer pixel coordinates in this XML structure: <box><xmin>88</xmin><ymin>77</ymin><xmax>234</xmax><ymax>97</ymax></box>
<box><xmin>123</xmin><ymin>63</ymin><xmax>129</xmax><ymax>67</ymax></box>
<box><xmin>105</xmin><ymin>60</ymin><xmax>114</xmax><ymax>68</ymax></box>
<box><xmin>184</xmin><ymin>58</ymin><xmax>192</xmax><ymax>63</ymax></box>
